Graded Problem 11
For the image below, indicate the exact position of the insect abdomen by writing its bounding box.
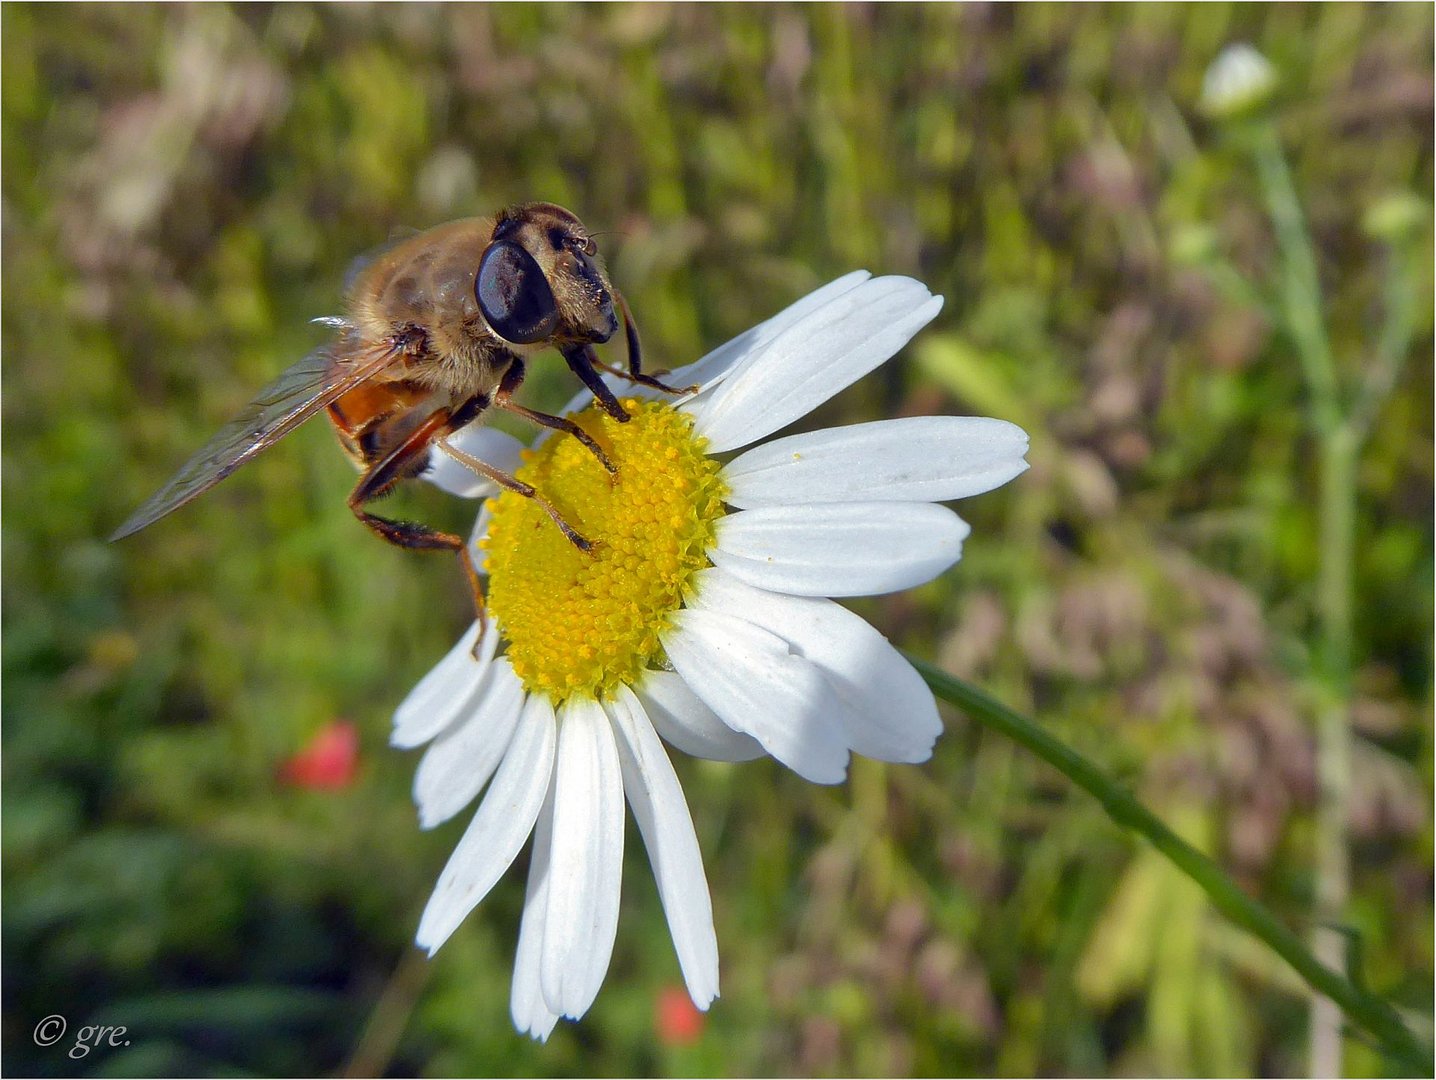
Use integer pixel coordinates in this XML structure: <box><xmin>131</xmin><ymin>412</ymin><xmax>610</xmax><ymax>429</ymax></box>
<box><xmin>327</xmin><ymin>379</ymin><xmax>438</xmax><ymax>471</ymax></box>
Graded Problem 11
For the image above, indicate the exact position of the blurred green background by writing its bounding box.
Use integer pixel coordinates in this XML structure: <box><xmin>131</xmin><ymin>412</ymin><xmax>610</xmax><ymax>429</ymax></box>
<box><xmin>3</xmin><ymin>4</ymin><xmax>1431</xmax><ymax>1076</ymax></box>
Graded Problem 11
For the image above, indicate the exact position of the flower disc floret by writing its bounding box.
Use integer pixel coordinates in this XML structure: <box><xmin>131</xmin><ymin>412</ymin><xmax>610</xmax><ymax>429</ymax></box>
<box><xmin>482</xmin><ymin>400</ymin><xmax>727</xmax><ymax>703</ymax></box>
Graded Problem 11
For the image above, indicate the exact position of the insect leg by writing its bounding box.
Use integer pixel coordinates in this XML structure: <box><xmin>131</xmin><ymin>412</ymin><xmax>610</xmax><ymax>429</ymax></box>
<box><xmin>611</xmin><ymin>290</ymin><xmax>698</xmax><ymax>395</ymax></box>
<box><xmin>437</xmin><ymin>438</ymin><xmax>594</xmax><ymax>553</ymax></box>
<box><xmin>348</xmin><ymin>408</ymin><xmax>489</xmax><ymax>635</ymax></box>
<box><xmin>457</xmin><ymin>542</ymin><xmax>488</xmax><ymax>658</ymax></box>
<box><xmin>562</xmin><ymin>344</ymin><xmax>630</xmax><ymax>424</ymax></box>
<box><xmin>590</xmin><ymin>357</ymin><xmax>699</xmax><ymax>397</ymax></box>
<box><xmin>494</xmin><ymin>359</ymin><xmax>617</xmax><ymax>473</ymax></box>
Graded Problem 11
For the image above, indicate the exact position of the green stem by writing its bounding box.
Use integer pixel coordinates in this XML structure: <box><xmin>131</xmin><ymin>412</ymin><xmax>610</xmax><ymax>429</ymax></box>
<box><xmin>908</xmin><ymin>657</ymin><xmax>1432</xmax><ymax>1074</ymax></box>
<box><xmin>1250</xmin><ymin>122</ymin><xmax>1341</xmax><ymax>433</ymax></box>
<box><xmin>1351</xmin><ymin>243</ymin><xmax>1420</xmax><ymax>441</ymax></box>
<box><xmin>1310</xmin><ymin>421</ymin><xmax>1359</xmax><ymax>1071</ymax></box>
<box><xmin>1206</xmin><ymin>257</ymin><xmax>1276</xmax><ymax>319</ymax></box>
<box><xmin>1251</xmin><ymin>117</ymin><xmax>1364</xmax><ymax>1075</ymax></box>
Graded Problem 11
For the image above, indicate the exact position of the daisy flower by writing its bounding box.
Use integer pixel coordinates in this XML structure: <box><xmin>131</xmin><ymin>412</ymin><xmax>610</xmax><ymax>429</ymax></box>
<box><xmin>395</xmin><ymin>271</ymin><xmax>1030</xmax><ymax>1039</ymax></box>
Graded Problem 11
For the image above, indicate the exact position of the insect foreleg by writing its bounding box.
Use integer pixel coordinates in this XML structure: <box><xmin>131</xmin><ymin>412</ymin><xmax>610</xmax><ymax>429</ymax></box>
<box><xmin>611</xmin><ymin>291</ymin><xmax>698</xmax><ymax>396</ymax></box>
<box><xmin>562</xmin><ymin>344</ymin><xmax>631</xmax><ymax>424</ymax></box>
<box><xmin>589</xmin><ymin>357</ymin><xmax>699</xmax><ymax>397</ymax></box>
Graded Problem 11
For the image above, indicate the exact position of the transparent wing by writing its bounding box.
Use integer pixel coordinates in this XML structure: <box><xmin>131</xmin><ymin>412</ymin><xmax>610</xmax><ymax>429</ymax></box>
<box><xmin>110</xmin><ymin>339</ymin><xmax>403</xmax><ymax>540</ymax></box>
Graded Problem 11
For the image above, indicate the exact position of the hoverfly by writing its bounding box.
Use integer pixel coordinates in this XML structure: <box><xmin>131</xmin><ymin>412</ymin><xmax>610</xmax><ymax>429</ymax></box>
<box><xmin>111</xmin><ymin>203</ymin><xmax>688</xmax><ymax>619</ymax></box>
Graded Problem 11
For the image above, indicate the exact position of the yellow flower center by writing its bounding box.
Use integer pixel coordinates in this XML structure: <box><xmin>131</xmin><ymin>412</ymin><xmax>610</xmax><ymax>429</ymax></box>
<box><xmin>482</xmin><ymin>399</ymin><xmax>728</xmax><ymax>704</ymax></box>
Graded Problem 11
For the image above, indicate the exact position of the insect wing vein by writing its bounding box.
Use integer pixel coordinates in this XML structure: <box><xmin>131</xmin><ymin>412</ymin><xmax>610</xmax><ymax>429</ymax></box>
<box><xmin>110</xmin><ymin>341</ymin><xmax>402</xmax><ymax>540</ymax></box>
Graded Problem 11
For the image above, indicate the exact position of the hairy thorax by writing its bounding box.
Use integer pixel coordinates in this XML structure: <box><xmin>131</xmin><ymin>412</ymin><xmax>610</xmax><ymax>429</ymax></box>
<box><xmin>347</xmin><ymin>217</ymin><xmax>514</xmax><ymax>403</ymax></box>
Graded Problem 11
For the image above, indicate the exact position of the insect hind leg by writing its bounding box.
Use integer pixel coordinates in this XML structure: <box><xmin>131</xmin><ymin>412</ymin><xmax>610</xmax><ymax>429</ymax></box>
<box><xmin>348</xmin><ymin>501</ymin><xmax>464</xmax><ymax>552</ymax></box>
<box><xmin>349</xmin><ymin>407</ymin><xmax>490</xmax><ymax>645</ymax></box>
<box><xmin>348</xmin><ymin>492</ymin><xmax>490</xmax><ymax>654</ymax></box>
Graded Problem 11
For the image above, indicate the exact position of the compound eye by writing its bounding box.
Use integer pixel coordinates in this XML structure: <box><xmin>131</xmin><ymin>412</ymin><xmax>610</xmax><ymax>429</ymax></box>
<box><xmin>476</xmin><ymin>240</ymin><xmax>559</xmax><ymax>344</ymax></box>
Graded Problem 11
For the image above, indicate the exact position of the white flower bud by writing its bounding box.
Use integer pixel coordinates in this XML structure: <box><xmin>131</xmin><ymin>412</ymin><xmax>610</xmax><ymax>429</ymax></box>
<box><xmin>1201</xmin><ymin>43</ymin><xmax>1278</xmax><ymax>119</ymax></box>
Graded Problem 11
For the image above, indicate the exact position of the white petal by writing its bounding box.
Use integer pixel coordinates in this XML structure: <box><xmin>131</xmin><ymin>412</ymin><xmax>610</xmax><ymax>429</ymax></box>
<box><xmin>694</xmin><ymin>277</ymin><xmax>944</xmax><ymax>453</ymax></box>
<box><xmin>540</xmin><ymin>698</ymin><xmax>625</xmax><ymax>1019</ymax></box>
<box><xmin>692</xmin><ymin>568</ymin><xmax>942</xmax><ymax>763</ymax></box>
<box><xmin>711</xmin><ymin>502</ymin><xmax>970</xmax><ymax>597</ymax></box>
<box><xmin>606</xmin><ymin>687</ymin><xmax>719</xmax><ymax>1008</ymax></box>
<box><xmin>670</xmin><ymin>270</ymin><xmax>875</xmax><ymax>398</ymax></box>
<box><xmin>424</xmin><ymin>427</ymin><xmax>526</xmax><ymax>498</ymax></box>
<box><xmin>557</xmin><ymin>271</ymin><xmax>879</xmax><ymax>419</ymax></box>
<box><xmin>511</xmin><ymin>779</ymin><xmax>560</xmax><ymax>1041</ymax></box>
<box><xmin>412</xmin><ymin>659</ymin><xmax>526</xmax><ymax>828</ymax></box>
<box><xmin>465</xmin><ymin>501</ymin><xmax>494</xmax><ymax>575</ymax></box>
<box><xmin>664</xmin><ymin>609</ymin><xmax>850</xmax><ymax>784</ymax></box>
<box><xmin>415</xmin><ymin>693</ymin><xmax>557</xmax><ymax>955</ymax></box>
<box><xmin>391</xmin><ymin>621</ymin><xmax>499</xmax><ymax>749</ymax></box>
<box><xmin>635</xmin><ymin>669</ymin><xmax>766</xmax><ymax>762</ymax></box>
<box><xmin>724</xmin><ymin>416</ymin><xmax>1030</xmax><ymax>508</ymax></box>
